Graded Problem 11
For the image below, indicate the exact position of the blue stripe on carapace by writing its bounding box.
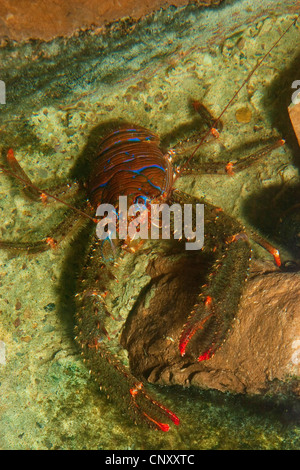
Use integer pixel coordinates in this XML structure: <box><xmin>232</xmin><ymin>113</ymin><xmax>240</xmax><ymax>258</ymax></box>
<box><xmin>97</xmin><ymin>137</ymin><xmax>143</xmax><ymax>156</ymax></box>
<box><xmin>90</xmin><ymin>164</ymin><xmax>166</xmax><ymax>194</ymax></box>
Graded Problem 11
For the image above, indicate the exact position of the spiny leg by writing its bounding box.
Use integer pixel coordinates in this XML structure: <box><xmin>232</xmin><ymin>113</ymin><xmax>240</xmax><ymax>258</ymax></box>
<box><xmin>82</xmin><ymin>338</ymin><xmax>179</xmax><ymax>431</ymax></box>
<box><xmin>0</xmin><ymin>209</ymin><xmax>91</xmax><ymax>254</ymax></box>
<box><xmin>178</xmin><ymin>138</ymin><xmax>285</xmax><ymax>176</ymax></box>
<box><xmin>75</xmin><ymin>236</ymin><xmax>180</xmax><ymax>431</ymax></box>
<box><xmin>249</xmin><ymin>231</ymin><xmax>281</xmax><ymax>267</ymax></box>
<box><xmin>191</xmin><ymin>100</ymin><xmax>223</xmax><ymax>135</ymax></box>
<box><xmin>178</xmin><ymin>223</ymin><xmax>283</xmax><ymax>359</ymax></box>
<box><xmin>171</xmin><ymin>190</ymin><xmax>252</xmax><ymax>361</ymax></box>
<box><xmin>177</xmin><ymin>137</ymin><xmax>284</xmax><ymax>266</ymax></box>
<box><xmin>179</xmin><ymin>231</ymin><xmax>251</xmax><ymax>360</ymax></box>
<box><xmin>1</xmin><ymin>148</ymin><xmax>84</xmax><ymax>205</ymax></box>
<box><xmin>171</xmin><ymin>190</ymin><xmax>283</xmax><ymax>360</ymax></box>
<box><xmin>3</xmin><ymin>148</ymin><xmax>40</xmax><ymax>201</ymax></box>
<box><xmin>0</xmin><ymin>148</ymin><xmax>97</xmax><ymax>253</ymax></box>
<box><xmin>168</xmin><ymin>96</ymin><xmax>285</xmax><ymax>177</ymax></box>
<box><xmin>172</xmin><ymin>17</ymin><xmax>297</xmax><ymax>181</ymax></box>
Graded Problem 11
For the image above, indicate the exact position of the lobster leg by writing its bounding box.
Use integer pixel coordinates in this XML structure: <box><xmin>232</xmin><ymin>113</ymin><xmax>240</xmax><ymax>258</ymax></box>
<box><xmin>0</xmin><ymin>209</ymin><xmax>90</xmax><ymax>253</ymax></box>
<box><xmin>1</xmin><ymin>148</ymin><xmax>40</xmax><ymax>201</ymax></box>
<box><xmin>75</xmin><ymin>235</ymin><xmax>180</xmax><ymax>431</ymax></box>
<box><xmin>179</xmin><ymin>139</ymin><xmax>285</xmax><ymax>176</ymax></box>
<box><xmin>1</xmin><ymin>148</ymin><xmax>82</xmax><ymax>203</ymax></box>
<box><xmin>179</xmin><ymin>231</ymin><xmax>251</xmax><ymax>360</ymax></box>
<box><xmin>80</xmin><ymin>338</ymin><xmax>179</xmax><ymax>431</ymax></box>
<box><xmin>0</xmin><ymin>149</ymin><xmax>94</xmax><ymax>253</ymax></box>
<box><xmin>171</xmin><ymin>190</ymin><xmax>252</xmax><ymax>360</ymax></box>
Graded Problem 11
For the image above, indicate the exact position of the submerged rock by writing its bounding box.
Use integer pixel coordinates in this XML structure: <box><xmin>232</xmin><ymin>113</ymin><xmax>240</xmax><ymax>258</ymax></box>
<box><xmin>289</xmin><ymin>100</ymin><xmax>300</xmax><ymax>146</ymax></box>
<box><xmin>122</xmin><ymin>259</ymin><xmax>300</xmax><ymax>396</ymax></box>
<box><xmin>0</xmin><ymin>0</ymin><xmax>225</xmax><ymax>42</ymax></box>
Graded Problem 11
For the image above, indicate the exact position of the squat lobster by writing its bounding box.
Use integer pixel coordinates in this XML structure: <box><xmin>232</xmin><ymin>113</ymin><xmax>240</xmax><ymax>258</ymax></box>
<box><xmin>0</xmin><ymin>17</ymin><xmax>296</xmax><ymax>431</ymax></box>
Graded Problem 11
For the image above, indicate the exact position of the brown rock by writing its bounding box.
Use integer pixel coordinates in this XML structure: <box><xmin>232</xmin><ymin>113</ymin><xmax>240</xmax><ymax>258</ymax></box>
<box><xmin>121</xmin><ymin>259</ymin><xmax>300</xmax><ymax>396</ymax></box>
<box><xmin>288</xmin><ymin>101</ymin><xmax>300</xmax><ymax>147</ymax></box>
<box><xmin>0</xmin><ymin>0</ymin><xmax>224</xmax><ymax>42</ymax></box>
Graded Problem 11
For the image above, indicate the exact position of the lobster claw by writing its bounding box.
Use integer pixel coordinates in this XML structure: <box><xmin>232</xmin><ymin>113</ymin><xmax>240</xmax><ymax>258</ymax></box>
<box><xmin>179</xmin><ymin>295</ymin><xmax>216</xmax><ymax>361</ymax></box>
<box><xmin>174</xmin><ymin>196</ymin><xmax>252</xmax><ymax>363</ymax></box>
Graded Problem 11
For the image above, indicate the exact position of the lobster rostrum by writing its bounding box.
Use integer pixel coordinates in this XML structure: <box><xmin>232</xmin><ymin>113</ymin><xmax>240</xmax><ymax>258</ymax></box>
<box><xmin>0</xmin><ymin>17</ymin><xmax>297</xmax><ymax>432</ymax></box>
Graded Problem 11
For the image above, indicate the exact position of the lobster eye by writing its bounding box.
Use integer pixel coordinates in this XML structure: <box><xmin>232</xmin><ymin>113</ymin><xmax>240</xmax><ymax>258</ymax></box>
<box><xmin>134</xmin><ymin>195</ymin><xmax>150</xmax><ymax>206</ymax></box>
